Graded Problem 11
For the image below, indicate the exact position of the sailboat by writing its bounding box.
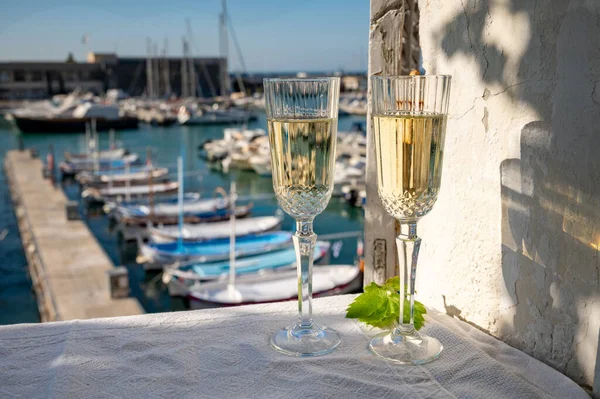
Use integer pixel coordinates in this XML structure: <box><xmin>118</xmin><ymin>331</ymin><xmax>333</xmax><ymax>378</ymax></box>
<box><xmin>76</xmin><ymin>166</ymin><xmax>169</xmax><ymax>185</ymax></box>
<box><xmin>148</xmin><ymin>215</ymin><xmax>282</xmax><ymax>243</ymax></box>
<box><xmin>177</xmin><ymin>105</ymin><xmax>257</xmax><ymax>125</ymax></box>
<box><xmin>138</xmin><ymin>231</ymin><xmax>293</xmax><ymax>265</ymax></box>
<box><xmin>81</xmin><ymin>181</ymin><xmax>180</xmax><ymax>202</ymax></box>
<box><xmin>165</xmin><ymin>242</ymin><xmax>331</xmax><ymax>296</ymax></box>
<box><xmin>60</xmin><ymin>154</ymin><xmax>140</xmax><ymax>176</ymax></box>
<box><xmin>114</xmin><ymin>195</ymin><xmax>228</xmax><ymax>219</ymax></box>
<box><xmin>65</xmin><ymin>148</ymin><xmax>126</xmax><ymax>162</ymax></box>
<box><xmin>188</xmin><ymin>265</ymin><xmax>360</xmax><ymax>305</ymax></box>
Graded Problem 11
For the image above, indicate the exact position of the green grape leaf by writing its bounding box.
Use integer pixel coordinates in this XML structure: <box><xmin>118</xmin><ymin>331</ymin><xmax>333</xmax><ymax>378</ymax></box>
<box><xmin>383</xmin><ymin>276</ymin><xmax>400</xmax><ymax>293</ymax></box>
<box><xmin>346</xmin><ymin>279</ymin><xmax>427</xmax><ymax>331</ymax></box>
<box><xmin>346</xmin><ymin>284</ymin><xmax>386</xmax><ymax>319</ymax></box>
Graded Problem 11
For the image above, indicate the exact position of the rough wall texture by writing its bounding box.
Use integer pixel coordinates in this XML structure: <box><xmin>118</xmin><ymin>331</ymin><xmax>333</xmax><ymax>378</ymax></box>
<box><xmin>364</xmin><ymin>0</ymin><xmax>407</xmax><ymax>286</ymax></box>
<box><xmin>417</xmin><ymin>0</ymin><xmax>600</xmax><ymax>387</ymax></box>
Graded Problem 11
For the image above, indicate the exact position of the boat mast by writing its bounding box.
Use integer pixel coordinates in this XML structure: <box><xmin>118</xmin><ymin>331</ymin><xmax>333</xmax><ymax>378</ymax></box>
<box><xmin>181</xmin><ymin>38</ymin><xmax>189</xmax><ymax>98</ymax></box>
<box><xmin>153</xmin><ymin>41</ymin><xmax>160</xmax><ymax>98</ymax></box>
<box><xmin>219</xmin><ymin>0</ymin><xmax>230</xmax><ymax>97</ymax></box>
<box><xmin>185</xmin><ymin>19</ymin><xmax>197</xmax><ymax>99</ymax></box>
<box><xmin>145</xmin><ymin>37</ymin><xmax>154</xmax><ymax>98</ymax></box>
<box><xmin>222</xmin><ymin>0</ymin><xmax>246</xmax><ymax>96</ymax></box>
<box><xmin>227</xmin><ymin>181</ymin><xmax>241</xmax><ymax>301</ymax></box>
<box><xmin>177</xmin><ymin>156</ymin><xmax>184</xmax><ymax>251</ymax></box>
<box><xmin>162</xmin><ymin>38</ymin><xmax>171</xmax><ymax>97</ymax></box>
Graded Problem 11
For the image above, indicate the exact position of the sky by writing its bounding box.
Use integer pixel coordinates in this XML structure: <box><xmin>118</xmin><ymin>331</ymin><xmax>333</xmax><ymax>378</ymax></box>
<box><xmin>0</xmin><ymin>0</ymin><xmax>369</xmax><ymax>73</ymax></box>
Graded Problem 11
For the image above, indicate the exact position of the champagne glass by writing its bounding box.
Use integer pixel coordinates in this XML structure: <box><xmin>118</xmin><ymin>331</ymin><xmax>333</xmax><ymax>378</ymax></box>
<box><xmin>369</xmin><ymin>75</ymin><xmax>452</xmax><ymax>364</ymax></box>
<box><xmin>264</xmin><ymin>77</ymin><xmax>341</xmax><ymax>357</ymax></box>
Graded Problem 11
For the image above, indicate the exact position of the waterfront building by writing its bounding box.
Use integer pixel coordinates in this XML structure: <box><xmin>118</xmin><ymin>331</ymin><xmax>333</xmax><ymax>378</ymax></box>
<box><xmin>0</xmin><ymin>52</ymin><xmax>227</xmax><ymax>100</ymax></box>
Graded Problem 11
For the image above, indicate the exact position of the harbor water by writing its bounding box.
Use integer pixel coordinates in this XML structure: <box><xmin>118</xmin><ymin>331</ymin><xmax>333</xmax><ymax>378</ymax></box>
<box><xmin>0</xmin><ymin>113</ymin><xmax>365</xmax><ymax>324</ymax></box>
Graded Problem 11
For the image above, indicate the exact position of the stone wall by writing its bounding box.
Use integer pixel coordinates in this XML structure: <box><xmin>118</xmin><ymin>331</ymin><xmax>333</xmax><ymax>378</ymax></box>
<box><xmin>416</xmin><ymin>0</ymin><xmax>599</xmax><ymax>387</ymax></box>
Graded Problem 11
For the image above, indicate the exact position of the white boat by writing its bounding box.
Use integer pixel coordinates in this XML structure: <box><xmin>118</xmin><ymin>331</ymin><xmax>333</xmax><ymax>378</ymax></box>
<box><xmin>166</xmin><ymin>242</ymin><xmax>331</xmax><ymax>296</ymax></box>
<box><xmin>117</xmin><ymin>204</ymin><xmax>253</xmax><ymax>242</ymax></box>
<box><xmin>65</xmin><ymin>148</ymin><xmax>126</xmax><ymax>162</ymax></box>
<box><xmin>115</xmin><ymin>196</ymin><xmax>228</xmax><ymax>219</ymax></box>
<box><xmin>60</xmin><ymin>153</ymin><xmax>140</xmax><ymax>175</ymax></box>
<box><xmin>339</xmin><ymin>97</ymin><xmax>368</xmax><ymax>115</ymax></box>
<box><xmin>81</xmin><ymin>181</ymin><xmax>179</xmax><ymax>201</ymax></box>
<box><xmin>249</xmin><ymin>155</ymin><xmax>271</xmax><ymax>176</ymax></box>
<box><xmin>188</xmin><ymin>265</ymin><xmax>360</xmax><ymax>305</ymax></box>
<box><xmin>201</xmin><ymin>128</ymin><xmax>267</xmax><ymax>163</ymax></box>
<box><xmin>103</xmin><ymin>192</ymin><xmax>201</xmax><ymax>217</ymax></box>
<box><xmin>76</xmin><ymin>167</ymin><xmax>169</xmax><ymax>185</ymax></box>
<box><xmin>333</xmin><ymin>156</ymin><xmax>366</xmax><ymax>196</ymax></box>
<box><xmin>228</xmin><ymin>151</ymin><xmax>254</xmax><ymax>170</ymax></box>
<box><xmin>148</xmin><ymin>215</ymin><xmax>282</xmax><ymax>243</ymax></box>
<box><xmin>177</xmin><ymin>105</ymin><xmax>257</xmax><ymax>125</ymax></box>
<box><xmin>139</xmin><ymin>231</ymin><xmax>293</xmax><ymax>265</ymax></box>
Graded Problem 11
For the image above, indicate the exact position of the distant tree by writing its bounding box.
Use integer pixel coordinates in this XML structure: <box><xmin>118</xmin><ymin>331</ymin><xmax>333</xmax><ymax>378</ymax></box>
<box><xmin>66</xmin><ymin>52</ymin><xmax>75</xmax><ymax>63</ymax></box>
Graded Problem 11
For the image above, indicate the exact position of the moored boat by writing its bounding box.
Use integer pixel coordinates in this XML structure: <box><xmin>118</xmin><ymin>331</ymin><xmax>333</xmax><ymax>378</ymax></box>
<box><xmin>248</xmin><ymin>155</ymin><xmax>271</xmax><ymax>176</ymax></box>
<box><xmin>60</xmin><ymin>154</ymin><xmax>140</xmax><ymax>176</ymax></box>
<box><xmin>138</xmin><ymin>231</ymin><xmax>293</xmax><ymax>265</ymax></box>
<box><xmin>114</xmin><ymin>196</ymin><xmax>228</xmax><ymax>219</ymax></box>
<box><xmin>12</xmin><ymin>114</ymin><xmax>138</xmax><ymax>134</ymax></box>
<box><xmin>165</xmin><ymin>241</ymin><xmax>330</xmax><ymax>295</ymax></box>
<box><xmin>117</xmin><ymin>205</ymin><xmax>253</xmax><ymax>241</ymax></box>
<box><xmin>76</xmin><ymin>167</ymin><xmax>169</xmax><ymax>185</ymax></box>
<box><xmin>177</xmin><ymin>105</ymin><xmax>258</xmax><ymax>125</ymax></box>
<box><xmin>188</xmin><ymin>265</ymin><xmax>360</xmax><ymax>305</ymax></box>
<box><xmin>65</xmin><ymin>148</ymin><xmax>126</xmax><ymax>162</ymax></box>
<box><xmin>81</xmin><ymin>181</ymin><xmax>179</xmax><ymax>202</ymax></box>
<box><xmin>148</xmin><ymin>215</ymin><xmax>282</xmax><ymax>243</ymax></box>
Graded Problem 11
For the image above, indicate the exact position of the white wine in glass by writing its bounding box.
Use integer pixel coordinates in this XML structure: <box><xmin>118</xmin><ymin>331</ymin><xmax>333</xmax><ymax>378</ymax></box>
<box><xmin>268</xmin><ymin>118</ymin><xmax>336</xmax><ymax>219</ymax></box>
<box><xmin>373</xmin><ymin>112</ymin><xmax>446</xmax><ymax>221</ymax></box>
<box><xmin>370</xmin><ymin>75</ymin><xmax>451</xmax><ymax>365</ymax></box>
<box><xmin>264</xmin><ymin>78</ymin><xmax>341</xmax><ymax>357</ymax></box>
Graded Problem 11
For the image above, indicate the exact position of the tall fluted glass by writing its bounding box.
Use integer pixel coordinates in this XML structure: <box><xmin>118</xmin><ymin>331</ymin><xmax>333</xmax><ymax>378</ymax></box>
<box><xmin>370</xmin><ymin>75</ymin><xmax>452</xmax><ymax>364</ymax></box>
<box><xmin>264</xmin><ymin>77</ymin><xmax>341</xmax><ymax>357</ymax></box>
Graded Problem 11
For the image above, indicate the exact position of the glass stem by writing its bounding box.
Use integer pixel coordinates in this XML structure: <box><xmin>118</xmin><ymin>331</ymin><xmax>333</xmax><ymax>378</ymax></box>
<box><xmin>294</xmin><ymin>220</ymin><xmax>316</xmax><ymax>329</ymax></box>
<box><xmin>395</xmin><ymin>223</ymin><xmax>421</xmax><ymax>335</ymax></box>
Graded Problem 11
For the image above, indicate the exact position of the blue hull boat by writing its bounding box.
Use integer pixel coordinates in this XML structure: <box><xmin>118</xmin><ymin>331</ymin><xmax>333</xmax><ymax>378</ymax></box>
<box><xmin>116</xmin><ymin>196</ymin><xmax>228</xmax><ymax>219</ymax></box>
<box><xmin>139</xmin><ymin>231</ymin><xmax>294</xmax><ymax>264</ymax></box>
<box><xmin>166</xmin><ymin>242</ymin><xmax>331</xmax><ymax>295</ymax></box>
<box><xmin>60</xmin><ymin>154</ymin><xmax>140</xmax><ymax>175</ymax></box>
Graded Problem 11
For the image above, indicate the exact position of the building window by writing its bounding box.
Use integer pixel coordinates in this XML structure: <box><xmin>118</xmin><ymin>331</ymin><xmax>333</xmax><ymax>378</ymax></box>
<box><xmin>13</xmin><ymin>71</ymin><xmax>26</xmax><ymax>82</ymax></box>
<box><xmin>0</xmin><ymin>71</ymin><xmax>10</xmax><ymax>82</ymax></box>
<box><xmin>30</xmin><ymin>71</ymin><xmax>43</xmax><ymax>81</ymax></box>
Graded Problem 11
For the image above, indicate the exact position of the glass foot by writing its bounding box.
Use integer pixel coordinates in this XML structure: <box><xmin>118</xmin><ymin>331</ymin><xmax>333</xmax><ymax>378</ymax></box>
<box><xmin>270</xmin><ymin>323</ymin><xmax>341</xmax><ymax>357</ymax></box>
<box><xmin>368</xmin><ymin>329</ymin><xmax>443</xmax><ymax>365</ymax></box>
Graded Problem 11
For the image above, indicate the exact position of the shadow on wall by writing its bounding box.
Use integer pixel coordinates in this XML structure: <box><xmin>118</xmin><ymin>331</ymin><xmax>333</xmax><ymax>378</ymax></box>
<box><xmin>436</xmin><ymin>0</ymin><xmax>600</xmax><ymax>387</ymax></box>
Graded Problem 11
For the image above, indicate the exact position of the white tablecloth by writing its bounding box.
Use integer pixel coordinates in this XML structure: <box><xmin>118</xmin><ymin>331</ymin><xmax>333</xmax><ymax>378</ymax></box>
<box><xmin>0</xmin><ymin>295</ymin><xmax>589</xmax><ymax>398</ymax></box>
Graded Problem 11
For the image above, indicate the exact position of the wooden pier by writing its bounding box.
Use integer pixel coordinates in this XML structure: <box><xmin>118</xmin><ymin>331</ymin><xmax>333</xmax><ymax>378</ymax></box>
<box><xmin>4</xmin><ymin>150</ymin><xmax>143</xmax><ymax>322</ymax></box>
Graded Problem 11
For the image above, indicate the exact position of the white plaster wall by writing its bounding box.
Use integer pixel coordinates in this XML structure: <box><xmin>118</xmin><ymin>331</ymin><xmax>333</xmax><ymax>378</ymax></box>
<box><xmin>416</xmin><ymin>0</ymin><xmax>600</xmax><ymax>387</ymax></box>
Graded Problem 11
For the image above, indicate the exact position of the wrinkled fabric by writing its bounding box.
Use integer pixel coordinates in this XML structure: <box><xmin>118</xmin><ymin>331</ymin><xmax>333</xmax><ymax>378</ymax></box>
<box><xmin>0</xmin><ymin>295</ymin><xmax>589</xmax><ymax>399</ymax></box>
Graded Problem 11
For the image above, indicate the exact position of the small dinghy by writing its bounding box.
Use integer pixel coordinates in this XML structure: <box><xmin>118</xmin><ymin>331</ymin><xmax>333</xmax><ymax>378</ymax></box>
<box><xmin>115</xmin><ymin>196</ymin><xmax>228</xmax><ymax>219</ymax></box>
<box><xmin>148</xmin><ymin>215</ymin><xmax>282</xmax><ymax>243</ymax></box>
<box><xmin>188</xmin><ymin>265</ymin><xmax>360</xmax><ymax>305</ymax></box>
<box><xmin>119</xmin><ymin>204</ymin><xmax>252</xmax><ymax>227</ymax></box>
<box><xmin>103</xmin><ymin>192</ymin><xmax>201</xmax><ymax>217</ymax></box>
<box><xmin>139</xmin><ymin>231</ymin><xmax>293</xmax><ymax>265</ymax></box>
<box><xmin>76</xmin><ymin>166</ymin><xmax>169</xmax><ymax>185</ymax></box>
<box><xmin>65</xmin><ymin>148</ymin><xmax>126</xmax><ymax>162</ymax></box>
<box><xmin>165</xmin><ymin>241</ymin><xmax>330</xmax><ymax>295</ymax></box>
<box><xmin>81</xmin><ymin>181</ymin><xmax>179</xmax><ymax>202</ymax></box>
<box><xmin>60</xmin><ymin>153</ymin><xmax>140</xmax><ymax>175</ymax></box>
<box><xmin>116</xmin><ymin>205</ymin><xmax>253</xmax><ymax>242</ymax></box>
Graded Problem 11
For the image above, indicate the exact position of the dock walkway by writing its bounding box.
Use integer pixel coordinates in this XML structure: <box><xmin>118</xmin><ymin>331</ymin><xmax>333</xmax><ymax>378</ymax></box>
<box><xmin>4</xmin><ymin>150</ymin><xmax>143</xmax><ymax>321</ymax></box>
